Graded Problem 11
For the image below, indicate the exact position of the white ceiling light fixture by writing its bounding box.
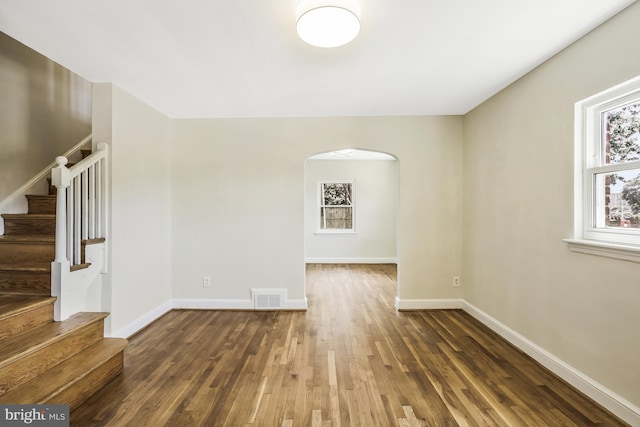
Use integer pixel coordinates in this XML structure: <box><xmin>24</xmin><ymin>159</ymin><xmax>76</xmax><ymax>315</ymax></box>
<box><xmin>296</xmin><ymin>0</ymin><xmax>361</xmax><ymax>48</ymax></box>
<box><xmin>330</xmin><ymin>148</ymin><xmax>355</xmax><ymax>157</ymax></box>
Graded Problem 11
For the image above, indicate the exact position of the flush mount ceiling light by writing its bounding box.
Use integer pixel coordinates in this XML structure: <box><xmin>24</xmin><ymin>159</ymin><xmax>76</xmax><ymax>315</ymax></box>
<box><xmin>330</xmin><ymin>148</ymin><xmax>355</xmax><ymax>157</ymax></box>
<box><xmin>296</xmin><ymin>0</ymin><xmax>361</xmax><ymax>48</ymax></box>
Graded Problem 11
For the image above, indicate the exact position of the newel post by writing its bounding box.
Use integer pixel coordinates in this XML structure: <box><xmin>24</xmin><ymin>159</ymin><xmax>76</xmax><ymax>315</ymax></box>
<box><xmin>51</xmin><ymin>156</ymin><xmax>71</xmax><ymax>321</ymax></box>
<box><xmin>51</xmin><ymin>156</ymin><xmax>70</xmax><ymax>262</ymax></box>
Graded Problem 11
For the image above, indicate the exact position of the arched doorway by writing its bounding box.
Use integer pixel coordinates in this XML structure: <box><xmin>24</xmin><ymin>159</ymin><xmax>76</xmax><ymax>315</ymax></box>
<box><xmin>303</xmin><ymin>148</ymin><xmax>399</xmax><ymax>305</ymax></box>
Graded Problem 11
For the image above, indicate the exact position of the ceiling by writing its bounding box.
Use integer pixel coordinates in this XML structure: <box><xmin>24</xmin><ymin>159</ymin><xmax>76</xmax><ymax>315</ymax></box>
<box><xmin>0</xmin><ymin>0</ymin><xmax>635</xmax><ymax>119</ymax></box>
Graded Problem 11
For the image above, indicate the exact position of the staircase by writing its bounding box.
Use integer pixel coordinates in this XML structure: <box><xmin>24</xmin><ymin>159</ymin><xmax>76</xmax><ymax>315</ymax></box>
<box><xmin>0</xmin><ymin>148</ymin><xmax>126</xmax><ymax>410</ymax></box>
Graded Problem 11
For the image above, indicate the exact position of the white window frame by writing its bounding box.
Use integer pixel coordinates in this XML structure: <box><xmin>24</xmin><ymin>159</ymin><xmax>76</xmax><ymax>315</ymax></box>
<box><xmin>566</xmin><ymin>75</ymin><xmax>640</xmax><ymax>262</ymax></box>
<box><xmin>317</xmin><ymin>180</ymin><xmax>356</xmax><ymax>234</ymax></box>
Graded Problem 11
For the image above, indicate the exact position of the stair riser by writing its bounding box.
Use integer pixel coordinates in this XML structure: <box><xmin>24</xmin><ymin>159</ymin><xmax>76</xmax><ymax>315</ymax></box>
<box><xmin>0</xmin><ymin>303</ymin><xmax>53</xmax><ymax>341</ymax></box>
<box><xmin>0</xmin><ymin>338</ymin><xmax>127</xmax><ymax>409</ymax></box>
<box><xmin>0</xmin><ymin>320</ymin><xmax>104</xmax><ymax>396</ymax></box>
<box><xmin>0</xmin><ymin>243</ymin><xmax>54</xmax><ymax>264</ymax></box>
<box><xmin>3</xmin><ymin>219</ymin><xmax>55</xmax><ymax>236</ymax></box>
<box><xmin>27</xmin><ymin>198</ymin><xmax>56</xmax><ymax>215</ymax></box>
<box><xmin>0</xmin><ymin>272</ymin><xmax>51</xmax><ymax>296</ymax></box>
<box><xmin>52</xmin><ymin>352</ymin><xmax>124</xmax><ymax>411</ymax></box>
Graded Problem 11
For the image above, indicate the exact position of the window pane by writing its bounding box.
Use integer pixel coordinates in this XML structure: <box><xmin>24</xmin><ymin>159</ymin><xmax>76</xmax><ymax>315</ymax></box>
<box><xmin>320</xmin><ymin>207</ymin><xmax>353</xmax><ymax>229</ymax></box>
<box><xmin>594</xmin><ymin>169</ymin><xmax>640</xmax><ymax>229</ymax></box>
<box><xmin>322</xmin><ymin>183</ymin><xmax>352</xmax><ymax>206</ymax></box>
<box><xmin>603</xmin><ymin>102</ymin><xmax>640</xmax><ymax>164</ymax></box>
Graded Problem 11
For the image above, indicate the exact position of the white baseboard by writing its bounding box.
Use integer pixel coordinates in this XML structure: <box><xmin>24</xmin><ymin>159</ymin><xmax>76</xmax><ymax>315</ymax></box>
<box><xmin>305</xmin><ymin>257</ymin><xmax>397</xmax><ymax>264</ymax></box>
<box><xmin>174</xmin><ymin>298</ymin><xmax>307</xmax><ymax>310</ymax></box>
<box><xmin>280</xmin><ymin>298</ymin><xmax>307</xmax><ymax>310</ymax></box>
<box><xmin>461</xmin><ymin>300</ymin><xmax>640</xmax><ymax>426</ymax></box>
<box><xmin>173</xmin><ymin>299</ymin><xmax>253</xmax><ymax>310</ymax></box>
<box><xmin>110</xmin><ymin>297</ymin><xmax>308</xmax><ymax>339</ymax></box>
<box><xmin>395</xmin><ymin>297</ymin><xmax>463</xmax><ymax>310</ymax></box>
<box><xmin>109</xmin><ymin>300</ymin><xmax>173</xmax><ymax>339</ymax></box>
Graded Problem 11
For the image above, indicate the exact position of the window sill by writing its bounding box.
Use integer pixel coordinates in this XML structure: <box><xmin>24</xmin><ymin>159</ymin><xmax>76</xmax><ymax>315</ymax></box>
<box><xmin>564</xmin><ymin>238</ymin><xmax>640</xmax><ymax>263</ymax></box>
<box><xmin>315</xmin><ymin>230</ymin><xmax>358</xmax><ymax>235</ymax></box>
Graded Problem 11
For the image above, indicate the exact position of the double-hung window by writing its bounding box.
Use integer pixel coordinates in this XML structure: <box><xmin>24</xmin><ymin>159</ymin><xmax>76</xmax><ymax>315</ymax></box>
<box><xmin>573</xmin><ymin>76</ymin><xmax>640</xmax><ymax>252</ymax></box>
<box><xmin>318</xmin><ymin>182</ymin><xmax>355</xmax><ymax>232</ymax></box>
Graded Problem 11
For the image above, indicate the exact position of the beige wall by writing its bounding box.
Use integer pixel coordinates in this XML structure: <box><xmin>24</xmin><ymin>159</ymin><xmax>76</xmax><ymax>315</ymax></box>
<box><xmin>171</xmin><ymin>116</ymin><xmax>463</xmax><ymax>304</ymax></box>
<box><xmin>0</xmin><ymin>32</ymin><xmax>91</xmax><ymax>204</ymax></box>
<box><xmin>463</xmin><ymin>2</ymin><xmax>640</xmax><ymax>407</ymax></box>
<box><xmin>304</xmin><ymin>158</ymin><xmax>398</xmax><ymax>262</ymax></box>
<box><xmin>96</xmin><ymin>84</ymin><xmax>173</xmax><ymax>336</ymax></box>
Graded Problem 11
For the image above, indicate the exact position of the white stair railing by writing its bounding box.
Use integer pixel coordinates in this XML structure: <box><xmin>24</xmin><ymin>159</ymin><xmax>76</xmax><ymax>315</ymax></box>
<box><xmin>50</xmin><ymin>142</ymin><xmax>109</xmax><ymax>320</ymax></box>
<box><xmin>52</xmin><ymin>142</ymin><xmax>109</xmax><ymax>266</ymax></box>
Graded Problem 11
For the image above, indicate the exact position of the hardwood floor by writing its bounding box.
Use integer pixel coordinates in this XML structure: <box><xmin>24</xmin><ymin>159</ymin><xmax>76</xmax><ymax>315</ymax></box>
<box><xmin>71</xmin><ymin>264</ymin><xmax>628</xmax><ymax>426</ymax></box>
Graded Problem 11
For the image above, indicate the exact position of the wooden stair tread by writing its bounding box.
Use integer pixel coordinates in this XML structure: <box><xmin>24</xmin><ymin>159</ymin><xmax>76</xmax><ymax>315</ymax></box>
<box><xmin>82</xmin><ymin>238</ymin><xmax>106</xmax><ymax>245</ymax></box>
<box><xmin>0</xmin><ymin>312</ymin><xmax>108</xmax><ymax>369</ymax></box>
<box><xmin>70</xmin><ymin>263</ymin><xmax>91</xmax><ymax>272</ymax></box>
<box><xmin>0</xmin><ymin>296</ymin><xmax>55</xmax><ymax>321</ymax></box>
<box><xmin>0</xmin><ymin>338</ymin><xmax>127</xmax><ymax>405</ymax></box>
<box><xmin>0</xmin><ymin>235</ymin><xmax>55</xmax><ymax>243</ymax></box>
<box><xmin>25</xmin><ymin>194</ymin><xmax>56</xmax><ymax>200</ymax></box>
<box><xmin>0</xmin><ymin>264</ymin><xmax>50</xmax><ymax>272</ymax></box>
<box><xmin>1</xmin><ymin>214</ymin><xmax>56</xmax><ymax>219</ymax></box>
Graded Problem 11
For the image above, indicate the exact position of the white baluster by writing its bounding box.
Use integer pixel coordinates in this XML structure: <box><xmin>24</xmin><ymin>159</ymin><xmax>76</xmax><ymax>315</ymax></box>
<box><xmin>51</xmin><ymin>157</ymin><xmax>70</xmax><ymax>262</ymax></box>
<box><xmin>96</xmin><ymin>160</ymin><xmax>102</xmax><ymax>237</ymax></box>
<box><xmin>89</xmin><ymin>164</ymin><xmax>96</xmax><ymax>239</ymax></box>
<box><xmin>51</xmin><ymin>156</ymin><xmax>71</xmax><ymax>321</ymax></box>
<box><xmin>74</xmin><ymin>176</ymin><xmax>82</xmax><ymax>264</ymax></box>
<box><xmin>81</xmin><ymin>169</ymin><xmax>89</xmax><ymax>240</ymax></box>
<box><xmin>66</xmin><ymin>180</ymin><xmax>74</xmax><ymax>262</ymax></box>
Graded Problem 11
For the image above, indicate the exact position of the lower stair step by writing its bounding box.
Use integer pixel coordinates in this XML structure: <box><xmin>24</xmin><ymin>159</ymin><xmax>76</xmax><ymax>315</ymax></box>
<box><xmin>0</xmin><ymin>338</ymin><xmax>127</xmax><ymax>410</ymax></box>
<box><xmin>0</xmin><ymin>264</ymin><xmax>51</xmax><ymax>296</ymax></box>
<box><xmin>26</xmin><ymin>194</ymin><xmax>57</xmax><ymax>215</ymax></box>
<box><xmin>0</xmin><ymin>235</ymin><xmax>55</xmax><ymax>264</ymax></box>
<box><xmin>0</xmin><ymin>296</ymin><xmax>55</xmax><ymax>340</ymax></box>
<box><xmin>1</xmin><ymin>214</ymin><xmax>56</xmax><ymax>235</ymax></box>
<box><xmin>0</xmin><ymin>312</ymin><xmax>109</xmax><ymax>396</ymax></box>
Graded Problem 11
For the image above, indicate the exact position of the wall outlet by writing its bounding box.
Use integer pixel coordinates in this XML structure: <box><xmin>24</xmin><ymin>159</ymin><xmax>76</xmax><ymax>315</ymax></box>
<box><xmin>203</xmin><ymin>276</ymin><xmax>211</xmax><ymax>288</ymax></box>
<box><xmin>452</xmin><ymin>276</ymin><xmax>460</xmax><ymax>287</ymax></box>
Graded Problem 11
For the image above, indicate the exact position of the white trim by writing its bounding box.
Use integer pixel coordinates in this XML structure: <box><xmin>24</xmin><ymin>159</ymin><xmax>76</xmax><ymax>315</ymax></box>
<box><xmin>173</xmin><ymin>297</ymin><xmax>308</xmax><ymax>311</ymax></box>
<box><xmin>0</xmin><ymin>134</ymin><xmax>92</xmax><ymax>211</ymax></box>
<box><xmin>173</xmin><ymin>299</ymin><xmax>254</xmax><ymax>310</ymax></box>
<box><xmin>564</xmin><ymin>238</ymin><xmax>640</xmax><ymax>263</ymax></box>
<box><xmin>318</xmin><ymin>180</ymin><xmax>356</xmax><ymax>232</ymax></box>
<box><xmin>314</xmin><ymin>230</ymin><xmax>358</xmax><ymax>235</ymax></box>
<box><xmin>283</xmin><ymin>298</ymin><xmax>308</xmax><ymax>310</ymax></box>
<box><xmin>462</xmin><ymin>300</ymin><xmax>640</xmax><ymax>426</ymax></box>
<box><xmin>394</xmin><ymin>298</ymin><xmax>463</xmax><ymax>310</ymax></box>
<box><xmin>109</xmin><ymin>300</ymin><xmax>173</xmax><ymax>339</ymax></box>
<box><xmin>305</xmin><ymin>257</ymin><xmax>397</xmax><ymax>264</ymax></box>
<box><xmin>109</xmin><ymin>297</ymin><xmax>309</xmax><ymax>339</ymax></box>
<box><xmin>574</xmin><ymin>76</ymin><xmax>640</xmax><ymax>246</ymax></box>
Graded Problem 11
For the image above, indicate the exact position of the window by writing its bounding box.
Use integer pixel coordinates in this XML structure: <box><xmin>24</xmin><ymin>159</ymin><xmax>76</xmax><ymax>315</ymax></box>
<box><xmin>571</xmin><ymin>76</ymin><xmax>640</xmax><ymax>255</ymax></box>
<box><xmin>319</xmin><ymin>182</ymin><xmax>354</xmax><ymax>232</ymax></box>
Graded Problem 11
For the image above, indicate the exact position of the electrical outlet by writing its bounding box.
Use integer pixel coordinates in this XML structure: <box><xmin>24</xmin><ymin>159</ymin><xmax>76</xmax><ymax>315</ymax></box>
<box><xmin>452</xmin><ymin>276</ymin><xmax>460</xmax><ymax>287</ymax></box>
<box><xmin>203</xmin><ymin>276</ymin><xmax>211</xmax><ymax>288</ymax></box>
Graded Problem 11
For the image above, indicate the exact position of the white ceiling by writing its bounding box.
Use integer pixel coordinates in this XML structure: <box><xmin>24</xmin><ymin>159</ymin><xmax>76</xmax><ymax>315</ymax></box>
<box><xmin>0</xmin><ymin>0</ymin><xmax>635</xmax><ymax>119</ymax></box>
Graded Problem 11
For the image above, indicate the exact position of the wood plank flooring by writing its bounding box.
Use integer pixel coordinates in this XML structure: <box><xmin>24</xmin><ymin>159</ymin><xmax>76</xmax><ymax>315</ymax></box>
<box><xmin>71</xmin><ymin>264</ymin><xmax>628</xmax><ymax>426</ymax></box>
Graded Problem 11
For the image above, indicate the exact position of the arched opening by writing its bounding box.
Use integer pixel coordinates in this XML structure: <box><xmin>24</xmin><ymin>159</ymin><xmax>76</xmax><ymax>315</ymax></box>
<box><xmin>303</xmin><ymin>148</ymin><xmax>399</xmax><ymax>305</ymax></box>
